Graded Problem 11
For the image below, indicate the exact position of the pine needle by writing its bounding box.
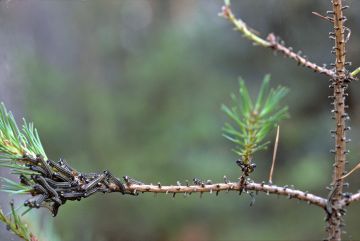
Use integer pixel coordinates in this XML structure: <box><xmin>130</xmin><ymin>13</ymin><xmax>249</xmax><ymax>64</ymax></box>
<box><xmin>340</xmin><ymin>162</ymin><xmax>360</xmax><ymax>179</ymax></box>
<box><xmin>269</xmin><ymin>126</ymin><xmax>280</xmax><ymax>184</ymax></box>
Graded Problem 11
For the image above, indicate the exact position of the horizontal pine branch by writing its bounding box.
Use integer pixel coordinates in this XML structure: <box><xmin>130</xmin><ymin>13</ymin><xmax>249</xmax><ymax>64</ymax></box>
<box><xmin>123</xmin><ymin>180</ymin><xmax>327</xmax><ymax>208</ymax></box>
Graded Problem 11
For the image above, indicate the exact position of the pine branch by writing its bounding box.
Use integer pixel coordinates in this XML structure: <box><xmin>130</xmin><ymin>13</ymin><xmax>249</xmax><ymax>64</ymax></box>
<box><xmin>0</xmin><ymin>102</ymin><xmax>132</xmax><ymax>217</ymax></box>
<box><xmin>0</xmin><ymin>98</ymin><xmax>321</xmax><ymax>222</ymax></box>
<box><xmin>121</xmin><ymin>179</ymin><xmax>327</xmax><ymax>208</ymax></box>
<box><xmin>0</xmin><ymin>102</ymin><xmax>328</xmax><ymax>239</ymax></box>
<box><xmin>219</xmin><ymin>0</ymin><xmax>337</xmax><ymax>78</ymax></box>
<box><xmin>266</xmin><ymin>34</ymin><xmax>336</xmax><ymax>77</ymax></box>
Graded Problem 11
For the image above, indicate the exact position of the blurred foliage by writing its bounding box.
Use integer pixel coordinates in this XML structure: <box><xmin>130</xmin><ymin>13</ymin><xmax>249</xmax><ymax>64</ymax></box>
<box><xmin>0</xmin><ymin>0</ymin><xmax>360</xmax><ymax>240</ymax></box>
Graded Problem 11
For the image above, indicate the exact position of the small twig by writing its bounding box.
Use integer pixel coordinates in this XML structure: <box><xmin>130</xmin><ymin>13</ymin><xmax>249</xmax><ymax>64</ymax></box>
<box><xmin>312</xmin><ymin>11</ymin><xmax>351</xmax><ymax>45</ymax></box>
<box><xmin>269</xmin><ymin>126</ymin><xmax>280</xmax><ymax>184</ymax></box>
<box><xmin>123</xmin><ymin>181</ymin><xmax>327</xmax><ymax>208</ymax></box>
<box><xmin>312</xmin><ymin>11</ymin><xmax>334</xmax><ymax>23</ymax></box>
<box><xmin>340</xmin><ymin>162</ymin><xmax>360</xmax><ymax>179</ymax></box>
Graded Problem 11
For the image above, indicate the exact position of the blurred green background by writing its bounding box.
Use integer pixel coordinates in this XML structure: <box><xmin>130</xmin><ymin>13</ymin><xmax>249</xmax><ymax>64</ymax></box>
<box><xmin>1</xmin><ymin>0</ymin><xmax>360</xmax><ymax>240</ymax></box>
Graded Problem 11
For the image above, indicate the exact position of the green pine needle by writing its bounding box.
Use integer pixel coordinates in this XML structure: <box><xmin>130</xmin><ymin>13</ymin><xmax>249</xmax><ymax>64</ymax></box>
<box><xmin>0</xmin><ymin>102</ymin><xmax>47</xmax><ymax>161</ymax></box>
<box><xmin>21</xmin><ymin>119</ymin><xmax>47</xmax><ymax>159</ymax></box>
<box><xmin>0</xmin><ymin>103</ymin><xmax>46</xmax><ymax>240</ymax></box>
<box><xmin>0</xmin><ymin>202</ymin><xmax>36</xmax><ymax>240</ymax></box>
<box><xmin>222</xmin><ymin>75</ymin><xmax>289</xmax><ymax>165</ymax></box>
<box><xmin>0</xmin><ymin>102</ymin><xmax>47</xmax><ymax>194</ymax></box>
<box><xmin>0</xmin><ymin>178</ymin><xmax>32</xmax><ymax>194</ymax></box>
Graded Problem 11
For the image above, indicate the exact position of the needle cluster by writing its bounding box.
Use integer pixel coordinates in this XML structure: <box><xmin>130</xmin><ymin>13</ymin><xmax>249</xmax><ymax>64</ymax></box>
<box><xmin>222</xmin><ymin>75</ymin><xmax>289</xmax><ymax>175</ymax></box>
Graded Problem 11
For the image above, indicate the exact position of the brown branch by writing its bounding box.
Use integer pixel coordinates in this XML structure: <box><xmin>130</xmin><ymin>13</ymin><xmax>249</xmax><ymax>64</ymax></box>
<box><xmin>123</xmin><ymin>181</ymin><xmax>327</xmax><ymax>208</ymax></box>
<box><xmin>266</xmin><ymin>34</ymin><xmax>335</xmax><ymax>77</ymax></box>
<box><xmin>327</xmin><ymin>0</ymin><xmax>349</xmax><ymax>240</ymax></box>
<box><xmin>220</xmin><ymin>2</ymin><xmax>335</xmax><ymax>78</ymax></box>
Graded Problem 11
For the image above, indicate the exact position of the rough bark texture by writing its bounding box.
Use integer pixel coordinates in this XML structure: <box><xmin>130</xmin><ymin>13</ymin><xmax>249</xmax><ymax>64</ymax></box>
<box><xmin>327</xmin><ymin>0</ymin><xmax>348</xmax><ymax>240</ymax></box>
